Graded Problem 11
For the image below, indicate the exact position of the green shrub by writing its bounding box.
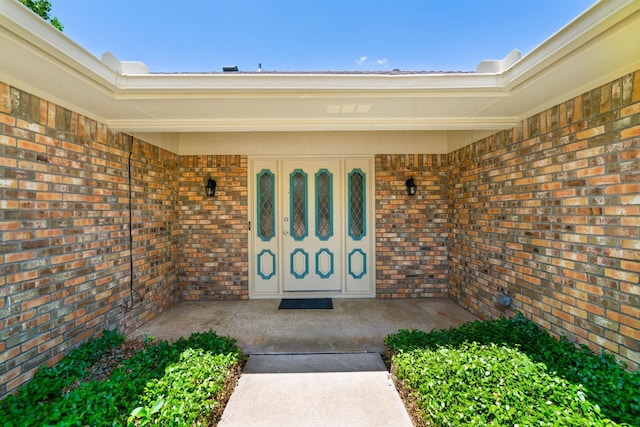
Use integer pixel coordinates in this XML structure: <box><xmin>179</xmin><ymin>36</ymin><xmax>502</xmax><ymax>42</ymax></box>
<box><xmin>0</xmin><ymin>329</ymin><xmax>240</xmax><ymax>426</ymax></box>
<box><xmin>0</xmin><ymin>329</ymin><xmax>126</xmax><ymax>421</ymax></box>
<box><xmin>385</xmin><ymin>314</ymin><xmax>640</xmax><ymax>426</ymax></box>
<box><xmin>128</xmin><ymin>348</ymin><xmax>238</xmax><ymax>426</ymax></box>
<box><xmin>393</xmin><ymin>343</ymin><xmax>619</xmax><ymax>426</ymax></box>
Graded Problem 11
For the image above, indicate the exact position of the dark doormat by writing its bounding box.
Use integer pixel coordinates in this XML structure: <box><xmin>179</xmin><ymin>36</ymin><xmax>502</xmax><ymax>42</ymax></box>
<box><xmin>279</xmin><ymin>298</ymin><xmax>333</xmax><ymax>310</ymax></box>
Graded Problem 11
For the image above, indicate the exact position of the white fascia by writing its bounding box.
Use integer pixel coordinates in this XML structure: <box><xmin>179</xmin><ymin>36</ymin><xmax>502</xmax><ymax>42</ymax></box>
<box><xmin>501</xmin><ymin>0</ymin><xmax>640</xmax><ymax>91</ymax></box>
<box><xmin>0</xmin><ymin>0</ymin><xmax>118</xmax><ymax>94</ymax></box>
<box><xmin>115</xmin><ymin>72</ymin><xmax>506</xmax><ymax>99</ymax></box>
<box><xmin>2</xmin><ymin>0</ymin><xmax>638</xmax><ymax>98</ymax></box>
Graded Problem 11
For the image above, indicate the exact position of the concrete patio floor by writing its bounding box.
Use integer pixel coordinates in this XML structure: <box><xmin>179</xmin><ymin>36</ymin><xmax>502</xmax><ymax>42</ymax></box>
<box><xmin>130</xmin><ymin>298</ymin><xmax>479</xmax><ymax>354</ymax></box>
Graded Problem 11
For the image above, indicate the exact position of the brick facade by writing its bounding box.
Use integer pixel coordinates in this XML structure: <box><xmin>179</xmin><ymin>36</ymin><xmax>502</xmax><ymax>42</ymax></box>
<box><xmin>0</xmin><ymin>83</ymin><xmax>180</xmax><ymax>396</ymax></box>
<box><xmin>178</xmin><ymin>155</ymin><xmax>249</xmax><ymax>300</ymax></box>
<box><xmin>1</xmin><ymin>69</ymin><xmax>639</xmax><ymax>396</ymax></box>
<box><xmin>375</xmin><ymin>154</ymin><xmax>449</xmax><ymax>298</ymax></box>
<box><xmin>449</xmin><ymin>71</ymin><xmax>640</xmax><ymax>370</ymax></box>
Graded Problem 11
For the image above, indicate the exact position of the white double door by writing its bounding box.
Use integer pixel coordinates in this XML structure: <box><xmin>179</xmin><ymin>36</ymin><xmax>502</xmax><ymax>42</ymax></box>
<box><xmin>249</xmin><ymin>157</ymin><xmax>373</xmax><ymax>298</ymax></box>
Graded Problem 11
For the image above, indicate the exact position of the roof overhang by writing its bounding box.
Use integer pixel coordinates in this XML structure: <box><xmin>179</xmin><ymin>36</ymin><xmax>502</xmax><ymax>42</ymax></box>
<box><xmin>1</xmin><ymin>0</ymin><xmax>639</xmax><ymax>134</ymax></box>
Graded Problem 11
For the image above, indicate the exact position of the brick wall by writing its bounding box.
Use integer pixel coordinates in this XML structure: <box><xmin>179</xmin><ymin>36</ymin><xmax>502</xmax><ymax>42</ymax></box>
<box><xmin>375</xmin><ymin>154</ymin><xmax>449</xmax><ymax>298</ymax></box>
<box><xmin>0</xmin><ymin>83</ymin><xmax>180</xmax><ymax>397</ymax></box>
<box><xmin>178</xmin><ymin>155</ymin><xmax>249</xmax><ymax>300</ymax></box>
<box><xmin>124</xmin><ymin>141</ymin><xmax>180</xmax><ymax>327</ymax></box>
<box><xmin>448</xmin><ymin>71</ymin><xmax>640</xmax><ymax>370</ymax></box>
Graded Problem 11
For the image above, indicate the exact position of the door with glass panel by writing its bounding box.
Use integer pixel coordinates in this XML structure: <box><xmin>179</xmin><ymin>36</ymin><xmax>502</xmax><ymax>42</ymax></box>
<box><xmin>250</xmin><ymin>157</ymin><xmax>373</xmax><ymax>297</ymax></box>
<box><xmin>281</xmin><ymin>160</ymin><xmax>341</xmax><ymax>292</ymax></box>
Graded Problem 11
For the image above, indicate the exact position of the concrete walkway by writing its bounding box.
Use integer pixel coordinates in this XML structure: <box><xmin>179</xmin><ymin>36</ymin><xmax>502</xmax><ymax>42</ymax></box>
<box><xmin>131</xmin><ymin>298</ymin><xmax>478</xmax><ymax>426</ymax></box>
<box><xmin>219</xmin><ymin>353</ymin><xmax>412</xmax><ymax>427</ymax></box>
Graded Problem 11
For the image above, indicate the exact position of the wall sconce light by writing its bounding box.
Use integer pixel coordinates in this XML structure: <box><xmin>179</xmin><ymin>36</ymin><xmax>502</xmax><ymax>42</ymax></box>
<box><xmin>405</xmin><ymin>177</ymin><xmax>417</xmax><ymax>196</ymax></box>
<box><xmin>205</xmin><ymin>177</ymin><xmax>217</xmax><ymax>198</ymax></box>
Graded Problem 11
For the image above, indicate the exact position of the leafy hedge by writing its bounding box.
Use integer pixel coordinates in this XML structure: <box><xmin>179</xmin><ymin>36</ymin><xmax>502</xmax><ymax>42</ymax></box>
<box><xmin>129</xmin><ymin>348</ymin><xmax>238</xmax><ymax>426</ymax></box>
<box><xmin>0</xmin><ymin>329</ymin><xmax>241</xmax><ymax>426</ymax></box>
<box><xmin>385</xmin><ymin>313</ymin><xmax>640</xmax><ymax>426</ymax></box>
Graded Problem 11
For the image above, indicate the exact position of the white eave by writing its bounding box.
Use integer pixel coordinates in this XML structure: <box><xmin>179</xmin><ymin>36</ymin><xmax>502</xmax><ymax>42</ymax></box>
<box><xmin>1</xmin><ymin>0</ymin><xmax>639</xmax><ymax>133</ymax></box>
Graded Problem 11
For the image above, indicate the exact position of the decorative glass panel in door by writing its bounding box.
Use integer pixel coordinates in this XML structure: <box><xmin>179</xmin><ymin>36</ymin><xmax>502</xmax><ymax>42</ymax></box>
<box><xmin>257</xmin><ymin>169</ymin><xmax>275</xmax><ymax>241</ymax></box>
<box><xmin>348</xmin><ymin>169</ymin><xmax>365</xmax><ymax>240</ymax></box>
<box><xmin>290</xmin><ymin>169</ymin><xmax>308</xmax><ymax>241</ymax></box>
<box><xmin>315</xmin><ymin>169</ymin><xmax>333</xmax><ymax>240</ymax></box>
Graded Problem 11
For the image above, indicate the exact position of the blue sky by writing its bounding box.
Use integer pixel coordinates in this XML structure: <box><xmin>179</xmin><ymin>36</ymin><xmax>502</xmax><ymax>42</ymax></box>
<box><xmin>50</xmin><ymin>0</ymin><xmax>597</xmax><ymax>73</ymax></box>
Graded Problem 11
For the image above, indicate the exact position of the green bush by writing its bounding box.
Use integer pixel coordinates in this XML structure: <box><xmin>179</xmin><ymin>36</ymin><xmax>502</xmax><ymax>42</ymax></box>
<box><xmin>0</xmin><ymin>329</ymin><xmax>240</xmax><ymax>426</ymax></box>
<box><xmin>129</xmin><ymin>348</ymin><xmax>238</xmax><ymax>426</ymax></box>
<box><xmin>394</xmin><ymin>343</ymin><xmax>618</xmax><ymax>426</ymax></box>
<box><xmin>0</xmin><ymin>329</ymin><xmax>126</xmax><ymax>420</ymax></box>
<box><xmin>386</xmin><ymin>314</ymin><xmax>640</xmax><ymax>426</ymax></box>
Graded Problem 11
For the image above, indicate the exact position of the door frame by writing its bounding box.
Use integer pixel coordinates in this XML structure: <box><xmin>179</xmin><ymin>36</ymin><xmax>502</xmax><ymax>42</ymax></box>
<box><xmin>248</xmin><ymin>155</ymin><xmax>375</xmax><ymax>299</ymax></box>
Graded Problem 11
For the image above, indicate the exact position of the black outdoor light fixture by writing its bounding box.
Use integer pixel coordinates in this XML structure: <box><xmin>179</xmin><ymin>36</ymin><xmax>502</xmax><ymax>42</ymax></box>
<box><xmin>405</xmin><ymin>177</ymin><xmax>417</xmax><ymax>196</ymax></box>
<box><xmin>205</xmin><ymin>177</ymin><xmax>217</xmax><ymax>198</ymax></box>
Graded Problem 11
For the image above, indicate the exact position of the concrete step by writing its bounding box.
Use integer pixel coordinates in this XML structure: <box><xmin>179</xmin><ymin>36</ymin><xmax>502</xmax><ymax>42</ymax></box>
<box><xmin>243</xmin><ymin>352</ymin><xmax>388</xmax><ymax>373</ymax></box>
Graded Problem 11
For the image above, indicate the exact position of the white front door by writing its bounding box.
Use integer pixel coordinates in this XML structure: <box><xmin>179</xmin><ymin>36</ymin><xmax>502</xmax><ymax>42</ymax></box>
<box><xmin>282</xmin><ymin>159</ymin><xmax>341</xmax><ymax>292</ymax></box>
<box><xmin>249</xmin><ymin>157</ymin><xmax>374</xmax><ymax>298</ymax></box>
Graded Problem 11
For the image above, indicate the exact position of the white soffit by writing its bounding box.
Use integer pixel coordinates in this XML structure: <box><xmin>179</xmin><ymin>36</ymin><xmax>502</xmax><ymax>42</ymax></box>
<box><xmin>1</xmin><ymin>0</ymin><xmax>639</xmax><ymax>133</ymax></box>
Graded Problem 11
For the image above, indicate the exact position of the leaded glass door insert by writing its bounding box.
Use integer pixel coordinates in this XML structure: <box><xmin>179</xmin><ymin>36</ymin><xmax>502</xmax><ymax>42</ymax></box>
<box><xmin>348</xmin><ymin>169</ymin><xmax>365</xmax><ymax>240</ymax></box>
<box><xmin>315</xmin><ymin>169</ymin><xmax>333</xmax><ymax>240</ymax></box>
<box><xmin>290</xmin><ymin>169</ymin><xmax>308</xmax><ymax>240</ymax></box>
<box><xmin>257</xmin><ymin>169</ymin><xmax>275</xmax><ymax>241</ymax></box>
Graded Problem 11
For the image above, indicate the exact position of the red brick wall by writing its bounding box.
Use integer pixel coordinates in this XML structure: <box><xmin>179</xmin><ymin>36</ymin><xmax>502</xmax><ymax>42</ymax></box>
<box><xmin>375</xmin><ymin>154</ymin><xmax>449</xmax><ymax>298</ymax></box>
<box><xmin>448</xmin><ymin>71</ymin><xmax>640</xmax><ymax>370</ymax></box>
<box><xmin>0</xmin><ymin>83</ymin><xmax>180</xmax><ymax>397</ymax></box>
<box><xmin>177</xmin><ymin>155</ymin><xmax>249</xmax><ymax>300</ymax></box>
